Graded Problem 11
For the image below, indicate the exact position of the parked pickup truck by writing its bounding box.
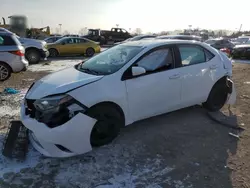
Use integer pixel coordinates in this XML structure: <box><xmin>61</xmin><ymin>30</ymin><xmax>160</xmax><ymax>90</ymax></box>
<box><xmin>84</xmin><ymin>28</ymin><xmax>132</xmax><ymax>45</ymax></box>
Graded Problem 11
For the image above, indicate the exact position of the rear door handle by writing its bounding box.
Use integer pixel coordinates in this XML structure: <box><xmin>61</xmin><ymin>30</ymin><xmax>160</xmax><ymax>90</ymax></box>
<box><xmin>210</xmin><ymin>64</ymin><xmax>218</xmax><ymax>69</ymax></box>
<box><xmin>169</xmin><ymin>74</ymin><xmax>180</xmax><ymax>79</ymax></box>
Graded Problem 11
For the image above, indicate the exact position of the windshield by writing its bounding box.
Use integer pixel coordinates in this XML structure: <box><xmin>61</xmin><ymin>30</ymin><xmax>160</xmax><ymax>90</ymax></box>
<box><xmin>77</xmin><ymin>45</ymin><xmax>143</xmax><ymax>75</ymax></box>
<box><xmin>55</xmin><ymin>37</ymin><xmax>66</xmax><ymax>44</ymax></box>
<box><xmin>130</xmin><ymin>36</ymin><xmax>142</xmax><ymax>41</ymax></box>
<box><xmin>235</xmin><ymin>38</ymin><xmax>249</xmax><ymax>43</ymax></box>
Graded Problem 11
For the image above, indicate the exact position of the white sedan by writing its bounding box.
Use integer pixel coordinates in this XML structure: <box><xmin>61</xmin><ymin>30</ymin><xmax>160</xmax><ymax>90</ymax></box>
<box><xmin>21</xmin><ymin>39</ymin><xmax>236</xmax><ymax>157</ymax></box>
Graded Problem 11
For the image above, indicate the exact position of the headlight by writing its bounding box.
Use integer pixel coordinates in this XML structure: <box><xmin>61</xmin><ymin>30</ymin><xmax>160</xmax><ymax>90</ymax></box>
<box><xmin>34</xmin><ymin>95</ymin><xmax>73</xmax><ymax>111</ymax></box>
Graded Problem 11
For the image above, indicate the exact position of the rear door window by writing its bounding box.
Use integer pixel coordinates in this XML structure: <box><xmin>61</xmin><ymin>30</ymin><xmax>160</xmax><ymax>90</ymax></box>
<box><xmin>178</xmin><ymin>45</ymin><xmax>206</xmax><ymax>66</ymax></box>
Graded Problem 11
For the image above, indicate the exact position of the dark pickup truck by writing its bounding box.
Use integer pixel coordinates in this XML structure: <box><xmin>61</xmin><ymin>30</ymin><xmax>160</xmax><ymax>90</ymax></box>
<box><xmin>83</xmin><ymin>28</ymin><xmax>132</xmax><ymax>45</ymax></box>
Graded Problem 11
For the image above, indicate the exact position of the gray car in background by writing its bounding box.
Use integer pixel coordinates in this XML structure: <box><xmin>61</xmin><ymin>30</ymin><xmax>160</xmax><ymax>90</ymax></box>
<box><xmin>44</xmin><ymin>36</ymin><xmax>63</xmax><ymax>43</ymax></box>
<box><xmin>0</xmin><ymin>32</ymin><xmax>28</xmax><ymax>81</ymax></box>
<box><xmin>205</xmin><ymin>38</ymin><xmax>235</xmax><ymax>50</ymax></box>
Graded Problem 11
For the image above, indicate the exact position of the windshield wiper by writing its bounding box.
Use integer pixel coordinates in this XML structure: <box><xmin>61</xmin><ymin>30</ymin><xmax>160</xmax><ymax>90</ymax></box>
<box><xmin>80</xmin><ymin>68</ymin><xmax>102</xmax><ymax>75</ymax></box>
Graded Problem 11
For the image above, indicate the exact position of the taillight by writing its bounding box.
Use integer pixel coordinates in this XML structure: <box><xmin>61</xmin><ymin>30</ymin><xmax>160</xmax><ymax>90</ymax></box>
<box><xmin>9</xmin><ymin>50</ymin><xmax>24</xmax><ymax>56</ymax></box>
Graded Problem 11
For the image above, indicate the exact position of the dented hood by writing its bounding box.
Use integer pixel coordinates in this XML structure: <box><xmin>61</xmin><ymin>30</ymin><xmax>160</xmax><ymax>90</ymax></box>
<box><xmin>26</xmin><ymin>67</ymin><xmax>103</xmax><ymax>99</ymax></box>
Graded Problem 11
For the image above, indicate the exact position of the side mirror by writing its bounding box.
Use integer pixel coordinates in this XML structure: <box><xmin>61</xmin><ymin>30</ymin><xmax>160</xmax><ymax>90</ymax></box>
<box><xmin>132</xmin><ymin>66</ymin><xmax>146</xmax><ymax>76</ymax></box>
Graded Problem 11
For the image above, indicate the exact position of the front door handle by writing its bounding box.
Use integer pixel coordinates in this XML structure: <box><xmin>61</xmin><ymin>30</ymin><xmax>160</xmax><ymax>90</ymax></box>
<box><xmin>169</xmin><ymin>74</ymin><xmax>180</xmax><ymax>79</ymax></box>
<box><xmin>210</xmin><ymin>64</ymin><xmax>218</xmax><ymax>69</ymax></box>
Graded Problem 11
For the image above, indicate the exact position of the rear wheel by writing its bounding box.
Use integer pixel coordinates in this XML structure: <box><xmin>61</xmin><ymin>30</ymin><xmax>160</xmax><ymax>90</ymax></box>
<box><xmin>49</xmin><ymin>48</ymin><xmax>59</xmax><ymax>57</ymax></box>
<box><xmin>86</xmin><ymin>104</ymin><xmax>124</xmax><ymax>147</ymax></box>
<box><xmin>0</xmin><ymin>62</ymin><xmax>11</xmax><ymax>81</ymax></box>
<box><xmin>85</xmin><ymin>48</ymin><xmax>95</xmax><ymax>57</ymax></box>
<box><xmin>203</xmin><ymin>79</ymin><xmax>228</xmax><ymax>112</ymax></box>
<box><xmin>25</xmin><ymin>49</ymin><xmax>41</xmax><ymax>64</ymax></box>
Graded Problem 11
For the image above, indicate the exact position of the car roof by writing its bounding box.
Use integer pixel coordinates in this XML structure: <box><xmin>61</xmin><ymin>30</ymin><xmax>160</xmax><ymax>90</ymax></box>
<box><xmin>235</xmin><ymin>44</ymin><xmax>250</xmax><ymax>48</ymax></box>
<box><xmin>0</xmin><ymin>32</ymin><xmax>14</xmax><ymax>36</ymax></box>
<box><xmin>121</xmin><ymin>39</ymin><xmax>205</xmax><ymax>48</ymax></box>
<box><xmin>157</xmin><ymin>35</ymin><xmax>201</xmax><ymax>39</ymax></box>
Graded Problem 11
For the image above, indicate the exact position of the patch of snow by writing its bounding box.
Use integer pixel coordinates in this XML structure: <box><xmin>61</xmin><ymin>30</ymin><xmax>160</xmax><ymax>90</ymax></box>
<box><xmin>0</xmin><ymin>134</ymin><xmax>41</xmax><ymax>178</ymax></box>
<box><xmin>0</xmin><ymin>106</ymin><xmax>19</xmax><ymax>117</ymax></box>
<box><xmin>28</xmin><ymin>60</ymin><xmax>82</xmax><ymax>72</ymax></box>
<box><xmin>0</xmin><ymin>89</ymin><xmax>28</xmax><ymax>117</ymax></box>
<box><xmin>55</xmin><ymin>150</ymin><xmax>177</xmax><ymax>188</ymax></box>
<box><xmin>232</xmin><ymin>59</ymin><xmax>250</xmax><ymax>64</ymax></box>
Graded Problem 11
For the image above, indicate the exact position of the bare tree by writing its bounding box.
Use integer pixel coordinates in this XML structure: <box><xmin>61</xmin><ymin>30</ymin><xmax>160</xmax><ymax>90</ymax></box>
<box><xmin>62</xmin><ymin>30</ymin><xmax>70</xmax><ymax>35</ymax></box>
<box><xmin>134</xmin><ymin>28</ymin><xmax>142</xmax><ymax>35</ymax></box>
<box><xmin>55</xmin><ymin>28</ymin><xmax>60</xmax><ymax>35</ymax></box>
<box><xmin>159</xmin><ymin>31</ymin><xmax>168</xmax><ymax>35</ymax></box>
<box><xmin>79</xmin><ymin>27</ymin><xmax>88</xmax><ymax>35</ymax></box>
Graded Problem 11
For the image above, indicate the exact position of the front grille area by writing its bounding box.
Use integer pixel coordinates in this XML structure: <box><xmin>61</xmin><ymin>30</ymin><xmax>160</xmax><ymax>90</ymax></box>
<box><xmin>25</xmin><ymin>99</ymin><xmax>71</xmax><ymax>128</ymax></box>
<box><xmin>25</xmin><ymin>99</ymin><xmax>36</xmax><ymax>118</ymax></box>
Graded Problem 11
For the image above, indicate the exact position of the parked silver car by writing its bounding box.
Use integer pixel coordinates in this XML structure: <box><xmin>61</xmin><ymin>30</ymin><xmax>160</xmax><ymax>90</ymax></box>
<box><xmin>0</xmin><ymin>27</ymin><xmax>49</xmax><ymax>64</ymax></box>
<box><xmin>0</xmin><ymin>32</ymin><xmax>28</xmax><ymax>81</ymax></box>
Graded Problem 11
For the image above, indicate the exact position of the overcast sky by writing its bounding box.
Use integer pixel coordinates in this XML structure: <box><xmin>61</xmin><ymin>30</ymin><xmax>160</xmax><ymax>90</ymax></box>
<box><xmin>1</xmin><ymin>0</ymin><xmax>249</xmax><ymax>34</ymax></box>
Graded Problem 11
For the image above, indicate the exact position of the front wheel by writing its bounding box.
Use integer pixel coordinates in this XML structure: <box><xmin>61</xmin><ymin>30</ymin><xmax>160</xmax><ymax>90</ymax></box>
<box><xmin>0</xmin><ymin>62</ymin><xmax>11</xmax><ymax>81</ymax></box>
<box><xmin>203</xmin><ymin>80</ymin><xmax>229</xmax><ymax>112</ymax></box>
<box><xmin>86</xmin><ymin>105</ymin><xmax>124</xmax><ymax>147</ymax></box>
<box><xmin>85</xmin><ymin>48</ymin><xmax>95</xmax><ymax>57</ymax></box>
<box><xmin>25</xmin><ymin>49</ymin><xmax>41</xmax><ymax>64</ymax></box>
<box><xmin>49</xmin><ymin>48</ymin><xmax>58</xmax><ymax>57</ymax></box>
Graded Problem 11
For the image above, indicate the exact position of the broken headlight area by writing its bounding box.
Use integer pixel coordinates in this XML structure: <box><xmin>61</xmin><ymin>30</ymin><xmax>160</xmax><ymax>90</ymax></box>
<box><xmin>25</xmin><ymin>95</ymin><xmax>88</xmax><ymax>128</ymax></box>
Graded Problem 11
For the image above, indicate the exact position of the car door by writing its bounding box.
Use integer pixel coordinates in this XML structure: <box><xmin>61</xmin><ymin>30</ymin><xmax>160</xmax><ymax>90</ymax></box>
<box><xmin>242</xmin><ymin>48</ymin><xmax>250</xmax><ymax>59</ymax></box>
<box><xmin>176</xmin><ymin>44</ymin><xmax>220</xmax><ymax>107</ymax></box>
<box><xmin>75</xmin><ymin>38</ymin><xmax>88</xmax><ymax>54</ymax></box>
<box><xmin>124</xmin><ymin>46</ymin><xmax>182</xmax><ymax>122</ymax></box>
<box><xmin>57</xmin><ymin>38</ymin><xmax>77</xmax><ymax>55</ymax></box>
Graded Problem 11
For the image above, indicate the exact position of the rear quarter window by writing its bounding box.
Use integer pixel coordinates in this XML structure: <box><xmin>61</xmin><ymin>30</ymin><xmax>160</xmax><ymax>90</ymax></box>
<box><xmin>204</xmin><ymin>49</ymin><xmax>215</xmax><ymax>61</ymax></box>
<box><xmin>0</xmin><ymin>35</ymin><xmax>17</xmax><ymax>46</ymax></box>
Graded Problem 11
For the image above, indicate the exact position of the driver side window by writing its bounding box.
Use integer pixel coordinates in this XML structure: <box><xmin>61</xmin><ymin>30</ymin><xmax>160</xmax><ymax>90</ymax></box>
<box><xmin>136</xmin><ymin>48</ymin><xmax>174</xmax><ymax>73</ymax></box>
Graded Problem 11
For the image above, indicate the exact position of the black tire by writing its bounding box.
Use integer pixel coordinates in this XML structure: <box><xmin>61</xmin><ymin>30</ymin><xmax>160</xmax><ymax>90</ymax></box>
<box><xmin>203</xmin><ymin>79</ymin><xmax>229</xmax><ymax>112</ymax></box>
<box><xmin>25</xmin><ymin>49</ymin><xmax>41</xmax><ymax>64</ymax></box>
<box><xmin>85</xmin><ymin>47</ymin><xmax>95</xmax><ymax>57</ymax></box>
<box><xmin>86</xmin><ymin>104</ymin><xmax>124</xmax><ymax>147</ymax></box>
<box><xmin>0</xmin><ymin>62</ymin><xmax>12</xmax><ymax>81</ymax></box>
<box><xmin>49</xmin><ymin>48</ymin><xmax>59</xmax><ymax>57</ymax></box>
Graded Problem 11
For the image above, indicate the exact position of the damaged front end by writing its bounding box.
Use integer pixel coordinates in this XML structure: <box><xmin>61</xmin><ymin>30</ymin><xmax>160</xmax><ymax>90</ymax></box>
<box><xmin>20</xmin><ymin>94</ymin><xmax>97</xmax><ymax>157</ymax></box>
<box><xmin>25</xmin><ymin>95</ymin><xmax>86</xmax><ymax>128</ymax></box>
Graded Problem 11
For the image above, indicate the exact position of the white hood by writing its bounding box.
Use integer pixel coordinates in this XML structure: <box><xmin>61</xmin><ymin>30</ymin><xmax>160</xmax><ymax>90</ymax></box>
<box><xmin>26</xmin><ymin>67</ymin><xmax>103</xmax><ymax>99</ymax></box>
<box><xmin>18</xmin><ymin>37</ymin><xmax>45</xmax><ymax>49</ymax></box>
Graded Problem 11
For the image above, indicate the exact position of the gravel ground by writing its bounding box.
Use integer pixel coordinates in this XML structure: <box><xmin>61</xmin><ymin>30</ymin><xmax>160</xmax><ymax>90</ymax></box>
<box><xmin>0</xmin><ymin>60</ymin><xmax>249</xmax><ymax>188</ymax></box>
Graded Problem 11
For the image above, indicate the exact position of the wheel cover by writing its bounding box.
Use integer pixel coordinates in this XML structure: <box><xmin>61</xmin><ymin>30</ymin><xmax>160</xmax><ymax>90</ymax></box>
<box><xmin>29</xmin><ymin>53</ymin><xmax>38</xmax><ymax>61</ymax></box>
<box><xmin>87</xmin><ymin>49</ymin><xmax>94</xmax><ymax>56</ymax></box>
<box><xmin>50</xmin><ymin>50</ymin><xmax>56</xmax><ymax>56</ymax></box>
<box><xmin>0</xmin><ymin>65</ymin><xmax>9</xmax><ymax>80</ymax></box>
<box><xmin>91</xmin><ymin>114</ymin><xmax>118</xmax><ymax>141</ymax></box>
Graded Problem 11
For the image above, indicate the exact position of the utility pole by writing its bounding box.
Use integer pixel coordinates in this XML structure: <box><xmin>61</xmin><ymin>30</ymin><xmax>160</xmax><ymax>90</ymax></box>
<box><xmin>116</xmin><ymin>24</ymin><xmax>119</xmax><ymax>28</ymax></box>
<box><xmin>238</xmin><ymin>24</ymin><xmax>242</xmax><ymax>32</ymax></box>
<box><xmin>59</xmin><ymin>24</ymin><xmax>62</xmax><ymax>34</ymax></box>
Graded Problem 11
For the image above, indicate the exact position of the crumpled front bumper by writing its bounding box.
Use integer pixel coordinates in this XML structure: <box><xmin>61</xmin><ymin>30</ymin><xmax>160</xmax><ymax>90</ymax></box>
<box><xmin>226</xmin><ymin>78</ymin><xmax>236</xmax><ymax>105</ymax></box>
<box><xmin>20</xmin><ymin>103</ymin><xmax>96</xmax><ymax>158</ymax></box>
